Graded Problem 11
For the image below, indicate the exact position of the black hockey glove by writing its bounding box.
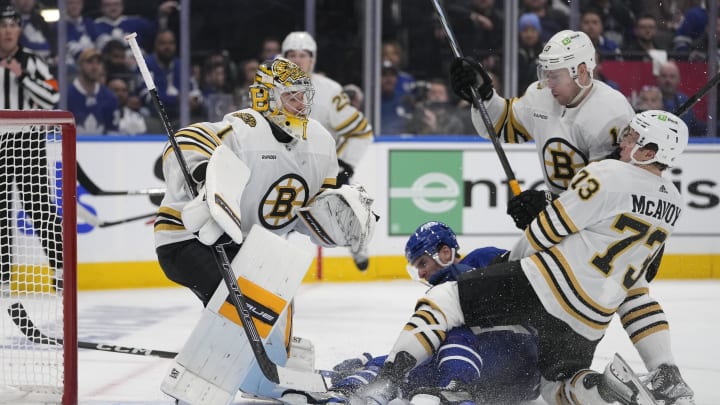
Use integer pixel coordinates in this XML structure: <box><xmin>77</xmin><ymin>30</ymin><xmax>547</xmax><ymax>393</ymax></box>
<box><xmin>507</xmin><ymin>189</ymin><xmax>558</xmax><ymax>230</ymax></box>
<box><xmin>449</xmin><ymin>57</ymin><xmax>494</xmax><ymax>103</ymax></box>
<box><xmin>489</xmin><ymin>251</ymin><xmax>510</xmax><ymax>265</ymax></box>
<box><xmin>336</xmin><ymin>159</ymin><xmax>355</xmax><ymax>186</ymax></box>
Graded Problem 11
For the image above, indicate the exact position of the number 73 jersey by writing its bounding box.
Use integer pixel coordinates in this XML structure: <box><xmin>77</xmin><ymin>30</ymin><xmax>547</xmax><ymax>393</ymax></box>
<box><xmin>510</xmin><ymin>160</ymin><xmax>684</xmax><ymax>341</ymax></box>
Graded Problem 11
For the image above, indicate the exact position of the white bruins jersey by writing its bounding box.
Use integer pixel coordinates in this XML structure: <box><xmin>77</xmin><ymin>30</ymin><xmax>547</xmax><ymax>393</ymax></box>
<box><xmin>509</xmin><ymin>160</ymin><xmax>683</xmax><ymax>340</ymax></box>
<box><xmin>471</xmin><ymin>80</ymin><xmax>635</xmax><ymax>194</ymax></box>
<box><xmin>310</xmin><ymin>74</ymin><xmax>373</xmax><ymax>168</ymax></box>
<box><xmin>154</xmin><ymin>108</ymin><xmax>339</xmax><ymax>247</ymax></box>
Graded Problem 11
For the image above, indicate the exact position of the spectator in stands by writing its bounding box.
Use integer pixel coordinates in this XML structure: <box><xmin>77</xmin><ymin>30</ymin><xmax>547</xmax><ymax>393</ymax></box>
<box><xmin>382</xmin><ymin>39</ymin><xmax>415</xmax><ymax>99</ymax></box>
<box><xmin>623</xmin><ymin>14</ymin><xmax>667</xmax><ymax>61</ymax></box>
<box><xmin>657</xmin><ymin>60</ymin><xmax>707</xmax><ymax>136</ymax></box>
<box><xmin>380</xmin><ymin>60</ymin><xmax>410</xmax><ymax>135</ymax></box>
<box><xmin>107</xmin><ymin>77</ymin><xmax>147</xmax><ymax>135</ymax></box>
<box><xmin>233</xmin><ymin>58</ymin><xmax>258</xmax><ymax>109</ymax></box>
<box><xmin>14</xmin><ymin>0</ymin><xmax>53</xmax><ymax>60</ymax></box>
<box><xmin>68</xmin><ymin>48</ymin><xmax>119</xmax><ymax>134</ymax></box>
<box><xmin>52</xmin><ymin>0</ymin><xmax>97</xmax><ymax>72</ymax></box>
<box><xmin>517</xmin><ymin>12</ymin><xmax>544</xmax><ymax>93</ymax></box>
<box><xmin>201</xmin><ymin>60</ymin><xmax>235</xmax><ymax>121</ymax></box>
<box><xmin>630</xmin><ymin>0</ymin><xmax>675</xmax><ymax>50</ymax></box>
<box><xmin>258</xmin><ymin>36</ymin><xmax>280</xmax><ymax>61</ymax></box>
<box><xmin>593</xmin><ymin>50</ymin><xmax>620</xmax><ymax>91</ymax></box>
<box><xmin>447</xmin><ymin>0</ymin><xmax>503</xmax><ymax>61</ymax></box>
<box><xmin>633</xmin><ymin>85</ymin><xmax>663</xmax><ymax>112</ymax></box>
<box><xmin>579</xmin><ymin>0</ymin><xmax>635</xmax><ymax>48</ymax></box>
<box><xmin>93</xmin><ymin>0</ymin><xmax>177</xmax><ymax>52</ymax></box>
<box><xmin>521</xmin><ymin>0</ymin><xmax>568</xmax><ymax>42</ymax></box>
<box><xmin>580</xmin><ymin>8</ymin><xmax>620</xmax><ymax>57</ymax></box>
<box><xmin>673</xmin><ymin>0</ymin><xmax>708</xmax><ymax>52</ymax></box>
<box><xmin>405</xmin><ymin>78</ymin><xmax>467</xmax><ymax>135</ymax></box>
<box><xmin>138</xmin><ymin>29</ymin><xmax>182</xmax><ymax>124</ymax></box>
<box><xmin>688</xmin><ymin>15</ymin><xmax>720</xmax><ymax>62</ymax></box>
<box><xmin>102</xmin><ymin>39</ymin><xmax>134</xmax><ymax>83</ymax></box>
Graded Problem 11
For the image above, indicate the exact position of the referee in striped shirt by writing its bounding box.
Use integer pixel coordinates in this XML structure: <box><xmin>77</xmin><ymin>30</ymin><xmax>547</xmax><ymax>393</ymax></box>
<box><xmin>0</xmin><ymin>3</ymin><xmax>59</xmax><ymax>109</ymax></box>
<box><xmin>0</xmin><ymin>2</ymin><xmax>62</xmax><ymax>288</ymax></box>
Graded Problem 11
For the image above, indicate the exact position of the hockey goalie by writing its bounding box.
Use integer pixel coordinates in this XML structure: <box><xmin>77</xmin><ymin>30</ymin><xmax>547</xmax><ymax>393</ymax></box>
<box><xmin>153</xmin><ymin>57</ymin><xmax>377</xmax><ymax>405</ymax></box>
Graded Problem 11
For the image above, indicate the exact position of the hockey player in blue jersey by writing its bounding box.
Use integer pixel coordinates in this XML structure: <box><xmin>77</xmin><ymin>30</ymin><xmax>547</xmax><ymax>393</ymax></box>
<box><xmin>329</xmin><ymin>221</ymin><xmax>540</xmax><ymax>404</ymax></box>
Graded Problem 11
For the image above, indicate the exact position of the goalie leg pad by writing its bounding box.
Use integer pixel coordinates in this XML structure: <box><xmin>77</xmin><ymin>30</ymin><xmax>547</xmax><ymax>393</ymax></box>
<box><xmin>161</xmin><ymin>225</ymin><xmax>314</xmax><ymax>405</ymax></box>
<box><xmin>286</xmin><ymin>336</ymin><xmax>316</xmax><ymax>372</ymax></box>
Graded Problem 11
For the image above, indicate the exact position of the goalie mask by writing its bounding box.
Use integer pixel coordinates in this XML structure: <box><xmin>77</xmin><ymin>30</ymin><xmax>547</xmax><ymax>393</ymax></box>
<box><xmin>250</xmin><ymin>57</ymin><xmax>315</xmax><ymax>140</ymax></box>
<box><xmin>623</xmin><ymin>110</ymin><xmax>688</xmax><ymax>167</ymax></box>
<box><xmin>405</xmin><ymin>221</ymin><xmax>459</xmax><ymax>282</ymax></box>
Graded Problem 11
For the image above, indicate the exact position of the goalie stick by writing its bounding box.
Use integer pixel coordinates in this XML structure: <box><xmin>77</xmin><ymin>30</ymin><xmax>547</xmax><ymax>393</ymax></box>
<box><xmin>125</xmin><ymin>32</ymin><xmax>326</xmax><ymax>393</ymax></box>
<box><xmin>77</xmin><ymin>162</ymin><xmax>165</xmax><ymax>197</ymax></box>
<box><xmin>430</xmin><ymin>0</ymin><xmax>521</xmax><ymax>197</ymax></box>
<box><xmin>7</xmin><ymin>302</ymin><xmax>177</xmax><ymax>359</ymax></box>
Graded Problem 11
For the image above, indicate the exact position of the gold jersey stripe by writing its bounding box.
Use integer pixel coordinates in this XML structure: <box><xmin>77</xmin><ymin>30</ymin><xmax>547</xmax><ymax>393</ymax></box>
<box><xmin>494</xmin><ymin>98</ymin><xmax>510</xmax><ymax>137</ymax></box>
<box><xmin>625</xmin><ymin>287</ymin><xmax>650</xmax><ymax>300</ymax></box>
<box><xmin>404</xmin><ymin>322</ymin><xmax>436</xmax><ymax>355</ymax></box>
<box><xmin>620</xmin><ymin>302</ymin><xmax>663</xmax><ymax>325</ymax></box>
<box><xmin>530</xmin><ymin>255</ymin><xmax>610</xmax><ymax>330</ymax></box>
<box><xmin>551</xmin><ymin>199</ymin><xmax>578</xmax><ymax>233</ymax></box>
<box><xmin>334</xmin><ymin>111</ymin><xmax>360</xmax><ymax>132</ymax></box>
<box><xmin>507</xmin><ymin>97</ymin><xmax>531</xmax><ymax>143</ymax></box>
<box><xmin>548</xmin><ymin>247</ymin><xmax>617</xmax><ymax>315</ymax></box>
<box><xmin>536</xmin><ymin>211</ymin><xmax>563</xmax><ymax>245</ymax></box>
<box><xmin>630</xmin><ymin>322</ymin><xmax>669</xmax><ymax>344</ymax></box>
<box><xmin>153</xmin><ymin>222</ymin><xmax>186</xmax><ymax>232</ymax></box>
<box><xmin>217</xmin><ymin>124</ymin><xmax>233</xmax><ymax>140</ymax></box>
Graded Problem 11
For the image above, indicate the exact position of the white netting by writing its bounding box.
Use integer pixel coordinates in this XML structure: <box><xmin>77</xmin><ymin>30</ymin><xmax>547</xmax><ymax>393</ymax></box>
<box><xmin>0</xmin><ymin>121</ymin><xmax>67</xmax><ymax>404</ymax></box>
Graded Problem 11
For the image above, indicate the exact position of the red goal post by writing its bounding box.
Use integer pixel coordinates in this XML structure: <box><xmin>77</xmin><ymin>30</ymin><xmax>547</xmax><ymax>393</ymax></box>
<box><xmin>0</xmin><ymin>110</ymin><xmax>77</xmax><ymax>405</ymax></box>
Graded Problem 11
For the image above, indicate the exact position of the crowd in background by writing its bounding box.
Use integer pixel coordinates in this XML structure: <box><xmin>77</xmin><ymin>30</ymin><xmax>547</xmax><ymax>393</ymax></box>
<box><xmin>2</xmin><ymin>0</ymin><xmax>719</xmax><ymax>137</ymax></box>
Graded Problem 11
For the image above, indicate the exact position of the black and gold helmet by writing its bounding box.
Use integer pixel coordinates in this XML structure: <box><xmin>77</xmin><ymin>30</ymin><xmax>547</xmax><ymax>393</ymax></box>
<box><xmin>249</xmin><ymin>57</ymin><xmax>315</xmax><ymax>140</ymax></box>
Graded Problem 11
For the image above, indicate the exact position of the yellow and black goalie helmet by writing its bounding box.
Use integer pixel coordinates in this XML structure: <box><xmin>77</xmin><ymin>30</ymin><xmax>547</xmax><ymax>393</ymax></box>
<box><xmin>250</xmin><ymin>57</ymin><xmax>315</xmax><ymax>140</ymax></box>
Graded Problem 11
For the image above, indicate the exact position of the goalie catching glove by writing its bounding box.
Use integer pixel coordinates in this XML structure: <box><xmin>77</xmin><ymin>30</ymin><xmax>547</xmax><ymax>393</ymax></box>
<box><xmin>296</xmin><ymin>184</ymin><xmax>378</xmax><ymax>255</ymax></box>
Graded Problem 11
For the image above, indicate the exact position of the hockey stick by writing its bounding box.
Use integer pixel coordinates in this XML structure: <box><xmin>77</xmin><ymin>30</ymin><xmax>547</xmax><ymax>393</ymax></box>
<box><xmin>9</xmin><ymin>302</ymin><xmax>340</xmax><ymax>377</ymax></box>
<box><xmin>674</xmin><ymin>69</ymin><xmax>720</xmax><ymax>116</ymax></box>
<box><xmin>7</xmin><ymin>302</ymin><xmax>177</xmax><ymax>358</ymax></box>
<box><xmin>430</xmin><ymin>0</ymin><xmax>521</xmax><ymax>196</ymax></box>
<box><xmin>76</xmin><ymin>203</ymin><xmax>155</xmax><ymax>228</ymax></box>
<box><xmin>125</xmin><ymin>32</ymin><xmax>326</xmax><ymax>392</ymax></box>
<box><xmin>77</xmin><ymin>162</ymin><xmax>165</xmax><ymax>197</ymax></box>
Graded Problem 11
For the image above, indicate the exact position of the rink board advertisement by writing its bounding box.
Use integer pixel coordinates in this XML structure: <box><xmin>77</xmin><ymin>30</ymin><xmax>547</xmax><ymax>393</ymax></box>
<box><xmin>46</xmin><ymin>137</ymin><xmax>720</xmax><ymax>287</ymax></box>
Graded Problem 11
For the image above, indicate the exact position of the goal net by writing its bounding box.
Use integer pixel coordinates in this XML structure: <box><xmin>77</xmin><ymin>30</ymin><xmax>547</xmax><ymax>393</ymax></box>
<box><xmin>0</xmin><ymin>110</ymin><xmax>77</xmax><ymax>404</ymax></box>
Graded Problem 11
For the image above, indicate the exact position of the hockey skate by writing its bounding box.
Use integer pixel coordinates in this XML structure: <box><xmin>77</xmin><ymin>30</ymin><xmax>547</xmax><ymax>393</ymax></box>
<box><xmin>601</xmin><ymin>354</ymin><xmax>658</xmax><ymax>405</ymax></box>
<box><xmin>643</xmin><ymin>364</ymin><xmax>696</xmax><ymax>405</ymax></box>
<box><xmin>407</xmin><ymin>381</ymin><xmax>475</xmax><ymax>405</ymax></box>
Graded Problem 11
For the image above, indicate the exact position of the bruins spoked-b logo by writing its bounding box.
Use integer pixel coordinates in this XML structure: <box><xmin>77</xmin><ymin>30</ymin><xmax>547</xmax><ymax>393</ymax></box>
<box><xmin>542</xmin><ymin>137</ymin><xmax>588</xmax><ymax>191</ymax></box>
<box><xmin>260</xmin><ymin>174</ymin><xmax>309</xmax><ymax>229</ymax></box>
